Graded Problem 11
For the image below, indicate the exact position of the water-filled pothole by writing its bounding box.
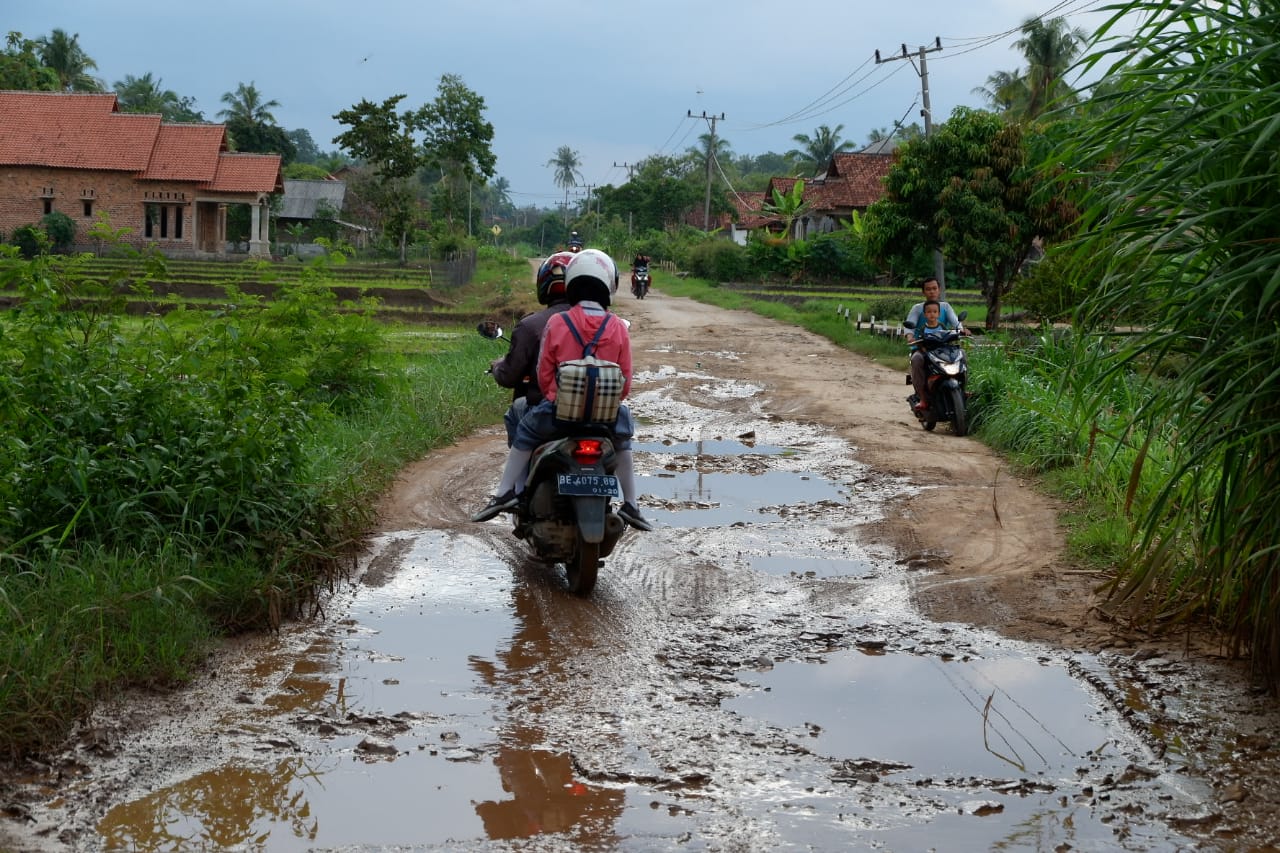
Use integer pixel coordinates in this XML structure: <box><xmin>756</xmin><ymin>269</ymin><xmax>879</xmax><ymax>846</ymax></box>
<box><xmin>728</xmin><ymin>647</ymin><xmax>1135</xmax><ymax>781</ymax></box>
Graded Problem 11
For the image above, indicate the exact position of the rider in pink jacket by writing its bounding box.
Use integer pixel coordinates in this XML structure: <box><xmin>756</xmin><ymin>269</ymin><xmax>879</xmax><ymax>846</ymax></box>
<box><xmin>471</xmin><ymin>250</ymin><xmax>652</xmax><ymax>531</ymax></box>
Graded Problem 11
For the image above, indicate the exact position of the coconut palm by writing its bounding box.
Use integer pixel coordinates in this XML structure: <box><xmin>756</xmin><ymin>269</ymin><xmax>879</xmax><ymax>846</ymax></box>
<box><xmin>218</xmin><ymin>81</ymin><xmax>280</xmax><ymax>125</ymax></box>
<box><xmin>1014</xmin><ymin>17</ymin><xmax>1087</xmax><ymax>118</ymax></box>
<box><xmin>973</xmin><ymin>69</ymin><xmax>1031</xmax><ymax>115</ymax></box>
<box><xmin>547</xmin><ymin>146</ymin><xmax>582</xmax><ymax>225</ymax></box>
<box><xmin>114</xmin><ymin>73</ymin><xmax>202</xmax><ymax>122</ymax></box>
<box><xmin>35</xmin><ymin>29</ymin><xmax>102</xmax><ymax>92</ymax></box>
<box><xmin>788</xmin><ymin>124</ymin><xmax>856</xmax><ymax>175</ymax></box>
<box><xmin>1061</xmin><ymin>0</ymin><xmax>1280</xmax><ymax>684</ymax></box>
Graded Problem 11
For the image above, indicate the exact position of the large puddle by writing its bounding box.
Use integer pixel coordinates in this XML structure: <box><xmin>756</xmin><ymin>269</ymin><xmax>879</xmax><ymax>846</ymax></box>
<box><xmin>88</xmin><ymin>363</ymin><xmax>1208</xmax><ymax>851</ymax></box>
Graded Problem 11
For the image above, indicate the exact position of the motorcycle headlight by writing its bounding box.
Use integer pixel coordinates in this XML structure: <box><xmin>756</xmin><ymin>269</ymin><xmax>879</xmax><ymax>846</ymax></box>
<box><xmin>942</xmin><ymin>362</ymin><xmax>962</xmax><ymax>376</ymax></box>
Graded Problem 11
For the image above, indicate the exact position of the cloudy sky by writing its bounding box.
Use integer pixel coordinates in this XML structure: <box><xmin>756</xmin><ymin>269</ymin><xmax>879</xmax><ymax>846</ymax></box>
<box><xmin>11</xmin><ymin>0</ymin><xmax>1128</xmax><ymax>207</ymax></box>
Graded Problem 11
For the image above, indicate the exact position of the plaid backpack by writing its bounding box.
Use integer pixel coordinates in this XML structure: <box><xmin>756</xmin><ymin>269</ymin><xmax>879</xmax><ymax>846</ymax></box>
<box><xmin>553</xmin><ymin>313</ymin><xmax>625</xmax><ymax>425</ymax></box>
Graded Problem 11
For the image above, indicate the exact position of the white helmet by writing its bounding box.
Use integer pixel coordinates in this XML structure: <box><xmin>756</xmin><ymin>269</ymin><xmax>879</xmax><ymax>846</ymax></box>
<box><xmin>564</xmin><ymin>249</ymin><xmax>619</xmax><ymax>306</ymax></box>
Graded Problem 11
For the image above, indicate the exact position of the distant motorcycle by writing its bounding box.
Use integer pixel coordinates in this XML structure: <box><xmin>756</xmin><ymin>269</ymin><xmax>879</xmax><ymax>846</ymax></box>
<box><xmin>631</xmin><ymin>265</ymin><xmax>650</xmax><ymax>299</ymax></box>
<box><xmin>903</xmin><ymin>315</ymin><xmax>971</xmax><ymax>437</ymax></box>
<box><xmin>479</xmin><ymin>323</ymin><xmax>627</xmax><ymax>595</ymax></box>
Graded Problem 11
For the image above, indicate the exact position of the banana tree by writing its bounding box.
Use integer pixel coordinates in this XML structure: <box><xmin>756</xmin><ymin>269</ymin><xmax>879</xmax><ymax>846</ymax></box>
<box><xmin>761</xmin><ymin>179</ymin><xmax>809</xmax><ymax>241</ymax></box>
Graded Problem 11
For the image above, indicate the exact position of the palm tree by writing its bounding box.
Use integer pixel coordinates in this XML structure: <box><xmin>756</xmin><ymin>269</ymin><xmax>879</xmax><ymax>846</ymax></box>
<box><xmin>973</xmin><ymin>69</ymin><xmax>1031</xmax><ymax>115</ymax></box>
<box><xmin>35</xmin><ymin>29</ymin><xmax>102</xmax><ymax>92</ymax></box>
<box><xmin>788</xmin><ymin>124</ymin><xmax>855</xmax><ymax>175</ymax></box>
<box><xmin>547</xmin><ymin>146</ymin><xmax>582</xmax><ymax>225</ymax></box>
<box><xmin>218</xmin><ymin>81</ymin><xmax>280</xmax><ymax>125</ymax></box>
<box><xmin>1013</xmin><ymin>17</ymin><xmax>1087</xmax><ymax>118</ymax></box>
<box><xmin>113</xmin><ymin>73</ymin><xmax>197</xmax><ymax>121</ymax></box>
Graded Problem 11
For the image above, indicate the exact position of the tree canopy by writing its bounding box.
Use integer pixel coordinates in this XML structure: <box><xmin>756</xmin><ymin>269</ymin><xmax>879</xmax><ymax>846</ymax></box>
<box><xmin>114</xmin><ymin>73</ymin><xmax>202</xmax><ymax>122</ymax></box>
<box><xmin>864</xmin><ymin>106</ymin><xmax>1076</xmax><ymax>327</ymax></box>
<box><xmin>414</xmin><ymin>74</ymin><xmax>496</xmax><ymax>227</ymax></box>
<box><xmin>788</xmin><ymin>124</ymin><xmax>856</xmax><ymax>175</ymax></box>
<box><xmin>0</xmin><ymin>31</ymin><xmax>59</xmax><ymax>91</ymax></box>
<box><xmin>975</xmin><ymin>17</ymin><xmax>1087</xmax><ymax>121</ymax></box>
<box><xmin>34</xmin><ymin>28</ymin><xmax>102</xmax><ymax>92</ymax></box>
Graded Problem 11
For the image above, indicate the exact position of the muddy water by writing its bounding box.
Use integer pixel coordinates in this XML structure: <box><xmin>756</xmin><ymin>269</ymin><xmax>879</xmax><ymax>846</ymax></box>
<box><xmin>83</xmin><ymin>356</ymin><xmax>1213</xmax><ymax>851</ymax></box>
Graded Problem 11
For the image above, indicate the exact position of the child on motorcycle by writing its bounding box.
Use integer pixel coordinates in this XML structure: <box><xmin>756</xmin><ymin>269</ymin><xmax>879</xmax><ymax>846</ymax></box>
<box><xmin>908</xmin><ymin>299</ymin><xmax>960</xmax><ymax>411</ymax></box>
<box><xmin>472</xmin><ymin>249</ymin><xmax>653</xmax><ymax>531</ymax></box>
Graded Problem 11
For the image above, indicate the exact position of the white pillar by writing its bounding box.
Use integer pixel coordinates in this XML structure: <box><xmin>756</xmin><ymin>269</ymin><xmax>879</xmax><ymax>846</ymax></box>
<box><xmin>249</xmin><ymin>198</ymin><xmax>269</xmax><ymax>256</ymax></box>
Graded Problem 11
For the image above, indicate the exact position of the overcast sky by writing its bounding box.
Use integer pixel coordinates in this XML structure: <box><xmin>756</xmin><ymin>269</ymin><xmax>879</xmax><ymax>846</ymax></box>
<box><xmin>10</xmin><ymin>1</ymin><xmax>1127</xmax><ymax>207</ymax></box>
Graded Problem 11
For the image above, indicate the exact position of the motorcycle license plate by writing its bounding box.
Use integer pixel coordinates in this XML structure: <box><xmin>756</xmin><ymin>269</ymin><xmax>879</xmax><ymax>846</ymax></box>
<box><xmin>557</xmin><ymin>473</ymin><xmax>621</xmax><ymax>497</ymax></box>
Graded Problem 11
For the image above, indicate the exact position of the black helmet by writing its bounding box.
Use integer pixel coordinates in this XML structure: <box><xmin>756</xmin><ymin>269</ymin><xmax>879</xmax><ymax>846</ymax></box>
<box><xmin>564</xmin><ymin>249</ymin><xmax>618</xmax><ymax>308</ymax></box>
<box><xmin>536</xmin><ymin>251</ymin><xmax>574</xmax><ymax>305</ymax></box>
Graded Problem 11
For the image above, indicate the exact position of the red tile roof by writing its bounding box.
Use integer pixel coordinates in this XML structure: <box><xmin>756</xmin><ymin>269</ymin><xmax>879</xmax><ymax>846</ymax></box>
<box><xmin>729</xmin><ymin>190</ymin><xmax>772</xmax><ymax>229</ymax></box>
<box><xmin>0</xmin><ymin>91</ymin><xmax>281</xmax><ymax>194</ymax></box>
<box><xmin>208</xmin><ymin>153</ymin><xmax>285</xmax><ymax>193</ymax></box>
<box><xmin>142</xmin><ymin>123</ymin><xmax>226</xmax><ymax>182</ymax></box>
<box><xmin>818</xmin><ymin>153</ymin><xmax>893</xmax><ymax>209</ymax></box>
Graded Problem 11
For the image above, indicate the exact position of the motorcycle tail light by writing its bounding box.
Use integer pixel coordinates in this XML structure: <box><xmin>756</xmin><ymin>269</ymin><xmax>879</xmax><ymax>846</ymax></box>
<box><xmin>572</xmin><ymin>438</ymin><xmax>605</xmax><ymax>464</ymax></box>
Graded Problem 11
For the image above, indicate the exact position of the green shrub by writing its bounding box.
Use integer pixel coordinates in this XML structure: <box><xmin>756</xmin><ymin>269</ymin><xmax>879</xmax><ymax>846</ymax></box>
<box><xmin>42</xmin><ymin>211</ymin><xmax>76</xmax><ymax>252</ymax></box>
<box><xmin>11</xmin><ymin>224</ymin><xmax>46</xmax><ymax>258</ymax></box>
<box><xmin>1009</xmin><ymin>251</ymin><xmax>1088</xmax><ymax>323</ymax></box>
<box><xmin>686</xmin><ymin>240</ymin><xmax>748</xmax><ymax>282</ymax></box>
<box><xmin>866</xmin><ymin>295</ymin><xmax>915</xmax><ymax>324</ymax></box>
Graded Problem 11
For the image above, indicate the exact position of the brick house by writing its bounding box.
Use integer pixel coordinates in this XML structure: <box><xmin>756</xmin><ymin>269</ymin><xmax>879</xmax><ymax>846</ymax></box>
<box><xmin>794</xmin><ymin>151</ymin><xmax>893</xmax><ymax>239</ymax></box>
<box><xmin>716</xmin><ymin>153</ymin><xmax>893</xmax><ymax>243</ymax></box>
<box><xmin>0</xmin><ymin>91</ymin><xmax>283</xmax><ymax>258</ymax></box>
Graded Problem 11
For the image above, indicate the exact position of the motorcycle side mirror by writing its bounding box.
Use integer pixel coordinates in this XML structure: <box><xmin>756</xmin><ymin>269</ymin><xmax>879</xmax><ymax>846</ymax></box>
<box><xmin>477</xmin><ymin>320</ymin><xmax>504</xmax><ymax>340</ymax></box>
<box><xmin>958</xmin><ymin>310</ymin><xmax>969</xmax><ymax>322</ymax></box>
<box><xmin>902</xmin><ymin>320</ymin><xmax>916</xmax><ymax>330</ymax></box>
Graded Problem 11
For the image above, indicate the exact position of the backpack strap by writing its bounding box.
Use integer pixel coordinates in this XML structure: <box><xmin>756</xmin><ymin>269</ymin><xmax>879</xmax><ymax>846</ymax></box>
<box><xmin>560</xmin><ymin>311</ymin><xmax>611</xmax><ymax>358</ymax></box>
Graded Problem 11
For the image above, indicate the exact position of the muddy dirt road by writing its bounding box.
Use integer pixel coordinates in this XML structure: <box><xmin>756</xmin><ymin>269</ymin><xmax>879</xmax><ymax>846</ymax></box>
<box><xmin>3</xmin><ymin>287</ymin><xmax>1279</xmax><ymax>851</ymax></box>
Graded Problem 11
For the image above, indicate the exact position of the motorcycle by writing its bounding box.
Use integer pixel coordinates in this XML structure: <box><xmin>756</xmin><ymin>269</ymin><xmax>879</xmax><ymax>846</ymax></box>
<box><xmin>631</xmin><ymin>265</ymin><xmax>650</xmax><ymax>299</ymax></box>
<box><xmin>478</xmin><ymin>322</ymin><xmax>627</xmax><ymax>595</ymax></box>
<box><xmin>903</xmin><ymin>313</ymin><xmax>971</xmax><ymax>437</ymax></box>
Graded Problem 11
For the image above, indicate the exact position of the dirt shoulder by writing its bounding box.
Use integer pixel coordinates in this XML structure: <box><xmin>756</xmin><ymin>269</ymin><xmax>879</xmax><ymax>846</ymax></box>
<box><xmin>614</xmin><ymin>289</ymin><xmax>1104</xmax><ymax>647</ymax></box>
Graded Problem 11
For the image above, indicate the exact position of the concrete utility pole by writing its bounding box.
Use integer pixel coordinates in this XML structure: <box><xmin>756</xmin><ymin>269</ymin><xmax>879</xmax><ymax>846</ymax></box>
<box><xmin>613</xmin><ymin>161</ymin><xmax>637</xmax><ymax>180</ymax></box>
<box><xmin>876</xmin><ymin>37</ymin><xmax>946</xmax><ymax>297</ymax></box>
<box><xmin>688</xmin><ymin>110</ymin><xmax>724</xmax><ymax>231</ymax></box>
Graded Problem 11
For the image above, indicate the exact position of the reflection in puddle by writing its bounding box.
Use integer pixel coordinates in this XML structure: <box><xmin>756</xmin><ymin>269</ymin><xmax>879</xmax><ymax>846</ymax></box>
<box><xmin>728</xmin><ymin>649</ymin><xmax>1118</xmax><ymax>780</ymax></box>
<box><xmin>634</xmin><ymin>438</ymin><xmax>786</xmax><ymax>456</ymax></box>
<box><xmin>643</xmin><ymin>469</ymin><xmax>847</xmax><ymax>527</ymax></box>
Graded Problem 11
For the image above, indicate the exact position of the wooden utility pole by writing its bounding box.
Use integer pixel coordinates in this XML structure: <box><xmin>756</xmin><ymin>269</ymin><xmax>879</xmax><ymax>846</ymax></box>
<box><xmin>688</xmin><ymin>110</ymin><xmax>724</xmax><ymax>231</ymax></box>
<box><xmin>876</xmin><ymin>38</ymin><xmax>945</xmax><ymax>296</ymax></box>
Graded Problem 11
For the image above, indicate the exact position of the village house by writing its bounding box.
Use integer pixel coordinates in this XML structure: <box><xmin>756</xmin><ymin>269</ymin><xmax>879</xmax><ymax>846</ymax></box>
<box><xmin>794</xmin><ymin>151</ymin><xmax>894</xmax><ymax>239</ymax></box>
<box><xmin>0</xmin><ymin>91</ymin><xmax>282</xmax><ymax>258</ymax></box>
<box><xmin>715</xmin><ymin>151</ymin><xmax>893</xmax><ymax>244</ymax></box>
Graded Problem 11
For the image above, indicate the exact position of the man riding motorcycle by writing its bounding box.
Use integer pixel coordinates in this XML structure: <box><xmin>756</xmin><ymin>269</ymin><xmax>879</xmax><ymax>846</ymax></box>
<box><xmin>906</xmin><ymin>277</ymin><xmax>968</xmax><ymax>412</ymax></box>
<box><xmin>487</xmin><ymin>252</ymin><xmax>574</xmax><ymax>445</ymax></box>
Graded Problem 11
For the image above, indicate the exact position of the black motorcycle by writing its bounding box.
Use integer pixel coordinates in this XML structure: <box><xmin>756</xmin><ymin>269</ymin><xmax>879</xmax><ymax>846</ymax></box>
<box><xmin>903</xmin><ymin>318</ymin><xmax>971</xmax><ymax>437</ymax></box>
<box><xmin>479</xmin><ymin>323</ymin><xmax>626</xmax><ymax>595</ymax></box>
<box><xmin>631</xmin><ymin>265</ymin><xmax>650</xmax><ymax>299</ymax></box>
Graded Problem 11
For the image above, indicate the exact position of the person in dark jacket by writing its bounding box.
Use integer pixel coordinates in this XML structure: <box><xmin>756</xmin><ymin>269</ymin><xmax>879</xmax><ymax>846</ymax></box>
<box><xmin>489</xmin><ymin>252</ymin><xmax>575</xmax><ymax>445</ymax></box>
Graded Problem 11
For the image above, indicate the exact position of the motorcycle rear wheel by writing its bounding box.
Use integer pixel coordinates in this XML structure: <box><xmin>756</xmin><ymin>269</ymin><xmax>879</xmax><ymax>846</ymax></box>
<box><xmin>947</xmin><ymin>386</ymin><xmax>968</xmax><ymax>437</ymax></box>
<box><xmin>565</xmin><ymin>539</ymin><xmax>600</xmax><ymax>595</ymax></box>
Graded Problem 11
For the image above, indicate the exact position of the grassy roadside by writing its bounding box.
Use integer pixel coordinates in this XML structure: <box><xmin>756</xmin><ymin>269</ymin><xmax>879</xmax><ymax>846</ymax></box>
<box><xmin>0</xmin><ymin>248</ymin><xmax>523</xmax><ymax>759</ymax></box>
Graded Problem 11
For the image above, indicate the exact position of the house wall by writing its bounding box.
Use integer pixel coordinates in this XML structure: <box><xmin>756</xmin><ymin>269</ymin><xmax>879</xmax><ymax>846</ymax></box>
<box><xmin>0</xmin><ymin>166</ymin><xmax>260</xmax><ymax>257</ymax></box>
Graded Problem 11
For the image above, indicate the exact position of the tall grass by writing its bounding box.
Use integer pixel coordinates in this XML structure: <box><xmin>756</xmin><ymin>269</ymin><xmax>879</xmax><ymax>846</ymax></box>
<box><xmin>0</xmin><ymin>247</ymin><xmax>506</xmax><ymax>757</ymax></box>
<box><xmin>1057</xmin><ymin>0</ymin><xmax>1280</xmax><ymax>679</ymax></box>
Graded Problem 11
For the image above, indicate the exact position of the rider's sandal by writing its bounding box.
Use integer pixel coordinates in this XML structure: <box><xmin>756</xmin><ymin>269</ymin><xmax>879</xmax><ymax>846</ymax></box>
<box><xmin>618</xmin><ymin>503</ymin><xmax>654</xmax><ymax>532</ymax></box>
<box><xmin>470</xmin><ymin>490</ymin><xmax>518</xmax><ymax>523</ymax></box>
